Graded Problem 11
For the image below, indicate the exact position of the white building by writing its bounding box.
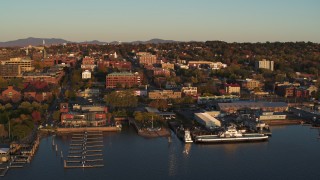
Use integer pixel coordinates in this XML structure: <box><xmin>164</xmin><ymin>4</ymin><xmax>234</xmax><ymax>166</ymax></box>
<box><xmin>255</xmin><ymin>59</ymin><xmax>274</xmax><ymax>71</ymax></box>
<box><xmin>194</xmin><ymin>112</ymin><xmax>221</xmax><ymax>128</ymax></box>
<box><xmin>181</xmin><ymin>86</ymin><xmax>197</xmax><ymax>96</ymax></box>
<box><xmin>82</xmin><ymin>70</ymin><xmax>91</xmax><ymax>79</ymax></box>
<box><xmin>258</xmin><ymin>112</ymin><xmax>286</xmax><ymax>120</ymax></box>
<box><xmin>0</xmin><ymin>148</ymin><xmax>10</xmax><ymax>162</ymax></box>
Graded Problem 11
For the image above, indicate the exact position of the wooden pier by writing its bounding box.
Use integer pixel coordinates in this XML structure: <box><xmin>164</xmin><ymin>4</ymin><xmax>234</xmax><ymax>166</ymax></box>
<box><xmin>64</xmin><ymin>131</ymin><xmax>104</xmax><ymax>169</ymax></box>
<box><xmin>0</xmin><ymin>167</ymin><xmax>9</xmax><ymax>177</ymax></box>
<box><xmin>0</xmin><ymin>135</ymin><xmax>40</xmax><ymax>177</ymax></box>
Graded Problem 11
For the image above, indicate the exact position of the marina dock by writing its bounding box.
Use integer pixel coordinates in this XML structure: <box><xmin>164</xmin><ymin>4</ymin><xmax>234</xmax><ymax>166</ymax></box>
<box><xmin>64</xmin><ymin>131</ymin><xmax>104</xmax><ymax>169</ymax></box>
<box><xmin>0</xmin><ymin>135</ymin><xmax>40</xmax><ymax>177</ymax></box>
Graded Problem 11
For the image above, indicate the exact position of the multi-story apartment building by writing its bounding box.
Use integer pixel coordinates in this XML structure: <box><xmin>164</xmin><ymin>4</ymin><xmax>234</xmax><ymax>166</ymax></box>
<box><xmin>0</xmin><ymin>64</ymin><xmax>21</xmax><ymax>78</ymax></box>
<box><xmin>255</xmin><ymin>59</ymin><xmax>274</xmax><ymax>71</ymax></box>
<box><xmin>137</xmin><ymin>52</ymin><xmax>157</xmax><ymax>65</ymax></box>
<box><xmin>1</xmin><ymin>58</ymin><xmax>34</xmax><ymax>72</ymax></box>
<box><xmin>106</xmin><ymin>72</ymin><xmax>141</xmax><ymax>88</ymax></box>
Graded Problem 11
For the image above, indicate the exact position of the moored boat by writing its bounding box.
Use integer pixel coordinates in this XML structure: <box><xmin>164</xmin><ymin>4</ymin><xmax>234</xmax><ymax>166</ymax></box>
<box><xmin>194</xmin><ymin>126</ymin><xmax>268</xmax><ymax>143</ymax></box>
<box><xmin>184</xmin><ymin>130</ymin><xmax>193</xmax><ymax>143</ymax></box>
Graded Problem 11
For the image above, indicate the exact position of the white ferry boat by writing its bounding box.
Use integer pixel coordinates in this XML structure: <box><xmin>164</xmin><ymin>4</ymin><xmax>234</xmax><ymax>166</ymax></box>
<box><xmin>194</xmin><ymin>126</ymin><xmax>268</xmax><ymax>143</ymax></box>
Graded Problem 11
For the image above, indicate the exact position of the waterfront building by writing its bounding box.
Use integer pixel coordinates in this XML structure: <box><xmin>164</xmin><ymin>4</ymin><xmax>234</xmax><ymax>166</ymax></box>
<box><xmin>255</xmin><ymin>59</ymin><xmax>274</xmax><ymax>71</ymax></box>
<box><xmin>258</xmin><ymin>112</ymin><xmax>287</xmax><ymax>121</ymax></box>
<box><xmin>0</xmin><ymin>147</ymin><xmax>10</xmax><ymax>163</ymax></box>
<box><xmin>217</xmin><ymin>101</ymin><xmax>288</xmax><ymax>113</ymax></box>
<box><xmin>145</xmin><ymin>107</ymin><xmax>176</xmax><ymax>120</ymax></box>
<box><xmin>60</xmin><ymin>111</ymin><xmax>107</xmax><ymax>127</ymax></box>
<box><xmin>194</xmin><ymin>112</ymin><xmax>222</xmax><ymax>128</ymax></box>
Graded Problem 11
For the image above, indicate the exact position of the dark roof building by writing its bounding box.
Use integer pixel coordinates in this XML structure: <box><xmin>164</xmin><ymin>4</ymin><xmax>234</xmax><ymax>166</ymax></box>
<box><xmin>217</xmin><ymin>101</ymin><xmax>288</xmax><ymax>113</ymax></box>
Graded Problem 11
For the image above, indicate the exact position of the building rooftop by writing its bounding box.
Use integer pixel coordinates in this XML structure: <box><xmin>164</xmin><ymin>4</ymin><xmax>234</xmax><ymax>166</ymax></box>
<box><xmin>218</xmin><ymin>101</ymin><xmax>288</xmax><ymax>109</ymax></box>
<box><xmin>107</xmin><ymin>72</ymin><xmax>137</xmax><ymax>76</ymax></box>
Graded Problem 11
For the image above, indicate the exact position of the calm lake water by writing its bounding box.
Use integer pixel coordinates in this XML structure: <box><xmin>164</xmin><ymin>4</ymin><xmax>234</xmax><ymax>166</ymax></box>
<box><xmin>3</xmin><ymin>125</ymin><xmax>320</xmax><ymax>180</ymax></box>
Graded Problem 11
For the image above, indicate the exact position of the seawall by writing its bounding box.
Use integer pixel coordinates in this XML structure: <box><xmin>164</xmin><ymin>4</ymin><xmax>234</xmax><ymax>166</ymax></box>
<box><xmin>56</xmin><ymin>127</ymin><xmax>121</xmax><ymax>133</ymax></box>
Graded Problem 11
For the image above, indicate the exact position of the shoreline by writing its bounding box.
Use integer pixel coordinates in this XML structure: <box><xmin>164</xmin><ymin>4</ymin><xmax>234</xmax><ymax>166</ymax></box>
<box><xmin>138</xmin><ymin>128</ymin><xmax>171</xmax><ymax>138</ymax></box>
<box><xmin>262</xmin><ymin>119</ymin><xmax>302</xmax><ymax>125</ymax></box>
<box><xmin>56</xmin><ymin>127</ymin><xmax>121</xmax><ymax>134</ymax></box>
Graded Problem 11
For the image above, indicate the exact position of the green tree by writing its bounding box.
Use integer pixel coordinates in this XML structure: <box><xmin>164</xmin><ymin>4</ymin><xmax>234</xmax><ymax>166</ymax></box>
<box><xmin>52</xmin><ymin>111</ymin><xmax>61</xmax><ymax>121</ymax></box>
<box><xmin>4</xmin><ymin>103</ymin><xmax>13</xmax><ymax>110</ymax></box>
<box><xmin>104</xmin><ymin>90</ymin><xmax>138</xmax><ymax>108</ymax></box>
<box><xmin>0</xmin><ymin>77</ymin><xmax>8</xmax><ymax>89</ymax></box>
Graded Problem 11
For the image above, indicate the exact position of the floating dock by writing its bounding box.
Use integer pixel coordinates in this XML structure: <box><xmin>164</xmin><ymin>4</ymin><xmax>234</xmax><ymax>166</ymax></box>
<box><xmin>64</xmin><ymin>131</ymin><xmax>104</xmax><ymax>169</ymax></box>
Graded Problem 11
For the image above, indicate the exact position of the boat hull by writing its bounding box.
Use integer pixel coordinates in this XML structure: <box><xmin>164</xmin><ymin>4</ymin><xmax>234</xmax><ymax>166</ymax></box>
<box><xmin>194</xmin><ymin>135</ymin><xmax>268</xmax><ymax>143</ymax></box>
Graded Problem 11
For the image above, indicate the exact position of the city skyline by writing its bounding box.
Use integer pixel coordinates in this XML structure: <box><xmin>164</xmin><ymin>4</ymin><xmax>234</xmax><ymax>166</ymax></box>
<box><xmin>1</xmin><ymin>0</ymin><xmax>320</xmax><ymax>43</ymax></box>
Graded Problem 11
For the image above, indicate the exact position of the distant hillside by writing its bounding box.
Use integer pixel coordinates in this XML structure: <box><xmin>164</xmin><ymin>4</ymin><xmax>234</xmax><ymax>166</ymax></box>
<box><xmin>0</xmin><ymin>37</ymin><xmax>179</xmax><ymax>47</ymax></box>
<box><xmin>130</xmin><ymin>38</ymin><xmax>178</xmax><ymax>44</ymax></box>
<box><xmin>79</xmin><ymin>40</ymin><xmax>108</xmax><ymax>45</ymax></box>
<box><xmin>0</xmin><ymin>37</ymin><xmax>70</xmax><ymax>47</ymax></box>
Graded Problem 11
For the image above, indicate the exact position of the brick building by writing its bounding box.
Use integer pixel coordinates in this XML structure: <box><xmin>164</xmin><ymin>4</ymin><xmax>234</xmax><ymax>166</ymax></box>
<box><xmin>153</xmin><ymin>68</ymin><xmax>171</xmax><ymax>77</ymax></box>
<box><xmin>98</xmin><ymin>60</ymin><xmax>132</xmax><ymax>70</ymax></box>
<box><xmin>106</xmin><ymin>72</ymin><xmax>141</xmax><ymax>88</ymax></box>
<box><xmin>82</xmin><ymin>56</ymin><xmax>95</xmax><ymax>65</ymax></box>
<box><xmin>0</xmin><ymin>86</ymin><xmax>22</xmax><ymax>102</ymax></box>
<box><xmin>275</xmin><ymin>86</ymin><xmax>295</xmax><ymax>97</ymax></box>
<box><xmin>23</xmin><ymin>81</ymin><xmax>53</xmax><ymax>102</ymax></box>
<box><xmin>138</xmin><ymin>53</ymin><xmax>157</xmax><ymax>65</ymax></box>
<box><xmin>23</xmin><ymin>69</ymin><xmax>65</xmax><ymax>85</ymax></box>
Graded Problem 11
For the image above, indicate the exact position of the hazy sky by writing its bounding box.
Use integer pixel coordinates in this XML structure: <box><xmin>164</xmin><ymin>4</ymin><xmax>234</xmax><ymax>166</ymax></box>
<box><xmin>1</xmin><ymin>0</ymin><xmax>319</xmax><ymax>42</ymax></box>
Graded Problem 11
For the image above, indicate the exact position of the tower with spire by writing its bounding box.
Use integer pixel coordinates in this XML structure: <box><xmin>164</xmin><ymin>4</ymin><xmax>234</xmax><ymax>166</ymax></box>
<box><xmin>42</xmin><ymin>40</ymin><xmax>47</xmax><ymax>60</ymax></box>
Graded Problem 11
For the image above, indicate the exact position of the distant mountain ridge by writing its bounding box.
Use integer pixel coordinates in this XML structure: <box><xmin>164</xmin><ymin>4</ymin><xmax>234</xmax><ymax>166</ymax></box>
<box><xmin>0</xmin><ymin>37</ymin><xmax>179</xmax><ymax>47</ymax></box>
<box><xmin>0</xmin><ymin>37</ymin><xmax>70</xmax><ymax>47</ymax></box>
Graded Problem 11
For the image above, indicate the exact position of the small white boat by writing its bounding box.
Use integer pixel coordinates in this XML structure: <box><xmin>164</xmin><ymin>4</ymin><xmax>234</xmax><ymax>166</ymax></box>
<box><xmin>184</xmin><ymin>130</ymin><xmax>193</xmax><ymax>143</ymax></box>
